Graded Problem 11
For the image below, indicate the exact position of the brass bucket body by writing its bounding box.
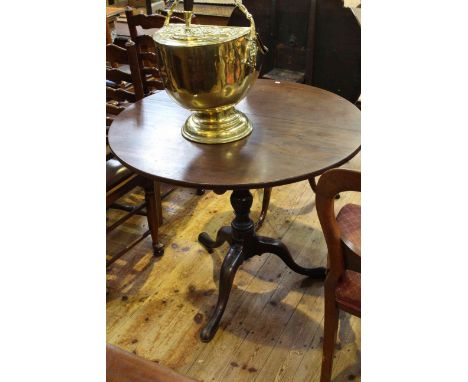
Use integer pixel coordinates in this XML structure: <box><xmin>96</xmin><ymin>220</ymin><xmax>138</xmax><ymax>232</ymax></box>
<box><xmin>153</xmin><ymin>1</ymin><xmax>265</xmax><ymax>144</ymax></box>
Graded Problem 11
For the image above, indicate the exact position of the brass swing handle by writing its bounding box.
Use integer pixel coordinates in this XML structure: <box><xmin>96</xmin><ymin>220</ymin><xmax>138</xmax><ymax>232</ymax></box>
<box><xmin>163</xmin><ymin>0</ymin><xmax>268</xmax><ymax>55</ymax></box>
<box><xmin>234</xmin><ymin>0</ymin><xmax>268</xmax><ymax>55</ymax></box>
<box><xmin>164</xmin><ymin>0</ymin><xmax>194</xmax><ymax>27</ymax></box>
<box><xmin>184</xmin><ymin>0</ymin><xmax>194</xmax><ymax>12</ymax></box>
<box><xmin>164</xmin><ymin>0</ymin><xmax>184</xmax><ymax>27</ymax></box>
<box><xmin>165</xmin><ymin>0</ymin><xmax>254</xmax><ymax>33</ymax></box>
<box><xmin>183</xmin><ymin>0</ymin><xmax>194</xmax><ymax>27</ymax></box>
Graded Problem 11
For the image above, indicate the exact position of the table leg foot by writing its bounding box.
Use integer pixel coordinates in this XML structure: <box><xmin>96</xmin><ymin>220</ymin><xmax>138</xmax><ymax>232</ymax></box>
<box><xmin>198</xmin><ymin>226</ymin><xmax>232</xmax><ymax>254</ymax></box>
<box><xmin>255</xmin><ymin>236</ymin><xmax>326</xmax><ymax>279</ymax></box>
<box><xmin>152</xmin><ymin>243</ymin><xmax>164</xmax><ymax>257</ymax></box>
<box><xmin>200</xmin><ymin>244</ymin><xmax>244</xmax><ymax>342</ymax></box>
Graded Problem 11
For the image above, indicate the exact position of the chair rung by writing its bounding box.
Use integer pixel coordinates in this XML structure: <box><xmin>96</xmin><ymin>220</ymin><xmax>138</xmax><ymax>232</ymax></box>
<box><xmin>106</xmin><ymin>201</ymin><xmax>146</xmax><ymax>233</ymax></box>
<box><xmin>106</xmin><ymin>229</ymin><xmax>151</xmax><ymax>267</ymax></box>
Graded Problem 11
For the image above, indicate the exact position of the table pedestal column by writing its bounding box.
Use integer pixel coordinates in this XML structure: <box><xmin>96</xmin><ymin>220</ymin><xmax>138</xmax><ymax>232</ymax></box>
<box><xmin>198</xmin><ymin>189</ymin><xmax>326</xmax><ymax>342</ymax></box>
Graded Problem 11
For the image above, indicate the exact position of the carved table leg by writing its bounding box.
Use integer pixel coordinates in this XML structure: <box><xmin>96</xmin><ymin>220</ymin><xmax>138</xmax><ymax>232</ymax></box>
<box><xmin>198</xmin><ymin>189</ymin><xmax>324</xmax><ymax>342</ymax></box>
<box><xmin>309</xmin><ymin>177</ymin><xmax>318</xmax><ymax>193</ymax></box>
<box><xmin>255</xmin><ymin>236</ymin><xmax>326</xmax><ymax>278</ymax></box>
<box><xmin>200</xmin><ymin>244</ymin><xmax>244</xmax><ymax>342</ymax></box>
<box><xmin>198</xmin><ymin>226</ymin><xmax>232</xmax><ymax>254</ymax></box>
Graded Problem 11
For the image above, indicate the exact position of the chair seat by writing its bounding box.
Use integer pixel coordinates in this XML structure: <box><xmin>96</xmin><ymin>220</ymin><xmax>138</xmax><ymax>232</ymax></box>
<box><xmin>335</xmin><ymin>270</ymin><xmax>361</xmax><ymax>317</ymax></box>
<box><xmin>337</xmin><ymin>203</ymin><xmax>361</xmax><ymax>257</ymax></box>
<box><xmin>106</xmin><ymin>158</ymin><xmax>133</xmax><ymax>191</ymax></box>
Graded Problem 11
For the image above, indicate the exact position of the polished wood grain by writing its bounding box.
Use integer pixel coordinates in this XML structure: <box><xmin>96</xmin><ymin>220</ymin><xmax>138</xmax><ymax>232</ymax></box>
<box><xmin>108</xmin><ymin>79</ymin><xmax>361</xmax><ymax>190</ymax></box>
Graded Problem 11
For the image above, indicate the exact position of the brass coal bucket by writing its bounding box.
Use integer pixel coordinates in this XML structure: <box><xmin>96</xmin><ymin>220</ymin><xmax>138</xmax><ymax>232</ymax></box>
<box><xmin>153</xmin><ymin>0</ymin><xmax>267</xmax><ymax>144</ymax></box>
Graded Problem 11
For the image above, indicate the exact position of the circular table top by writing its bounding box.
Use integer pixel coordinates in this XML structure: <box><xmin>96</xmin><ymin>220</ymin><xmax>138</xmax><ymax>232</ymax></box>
<box><xmin>108</xmin><ymin>79</ymin><xmax>361</xmax><ymax>190</ymax></box>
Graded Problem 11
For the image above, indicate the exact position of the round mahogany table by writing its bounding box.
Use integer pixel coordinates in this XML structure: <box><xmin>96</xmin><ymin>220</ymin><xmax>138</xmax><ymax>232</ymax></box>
<box><xmin>108</xmin><ymin>79</ymin><xmax>361</xmax><ymax>342</ymax></box>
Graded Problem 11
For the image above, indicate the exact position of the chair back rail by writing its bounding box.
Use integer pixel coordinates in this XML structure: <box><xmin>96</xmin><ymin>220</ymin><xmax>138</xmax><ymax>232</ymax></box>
<box><xmin>106</xmin><ymin>103</ymin><xmax>126</xmax><ymax>116</ymax></box>
<box><xmin>125</xmin><ymin>7</ymin><xmax>185</xmax><ymax>94</ymax></box>
<box><xmin>315</xmin><ymin>168</ymin><xmax>361</xmax><ymax>382</ymax></box>
<box><xmin>140</xmin><ymin>51</ymin><xmax>158</xmax><ymax>64</ymax></box>
<box><xmin>106</xmin><ymin>41</ymin><xmax>145</xmax><ymax>102</ymax></box>
<box><xmin>106</xmin><ymin>86</ymin><xmax>137</xmax><ymax>103</ymax></box>
<box><xmin>106</xmin><ymin>67</ymin><xmax>133</xmax><ymax>84</ymax></box>
<box><xmin>315</xmin><ymin>169</ymin><xmax>361</xmax><ymax>280</ymax></box>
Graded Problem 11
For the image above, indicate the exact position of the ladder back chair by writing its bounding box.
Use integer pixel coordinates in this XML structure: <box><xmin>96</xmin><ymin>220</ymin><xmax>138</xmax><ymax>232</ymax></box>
<box><xmin>125</xmin><ymin>8</ymin><xmax>207</xmax><ymax>198</ymax></box>
<box><xmin>106</xmin><ymin>41</ymin><xmax>165</xmax><ymax>263</ymax></box>
<box><xmin>124</xmin><ymin>7</ymin><xmax>185</xmax><ymax>95</ymax></box>
<box><xmin>315</xmin><ymin>169</ymin><xmax>361</xmax><ymax>382</ymax></box>
<box><xmin>106</xmin><ymin>41</ymin><xmax>144</xmax><ymax>158</ymax></box>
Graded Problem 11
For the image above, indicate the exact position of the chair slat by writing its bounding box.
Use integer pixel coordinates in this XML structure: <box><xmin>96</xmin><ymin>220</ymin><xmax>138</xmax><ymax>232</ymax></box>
<box><xmin>140</xmin><ymin>51</ymin><xmax>158</xmax><ymax>64</ymax></box>
<box><xmin>143</xmin><ymin>67</ymin><xmax>159</xmax><ymax>76</ymax></box>
<box><xmin>106</xmin><ymin>44</ymin><xmax>128</xmax><ymax>64</ymax></box>
<box><xmin>125</xmin><ymin>8</ymin><xmax>185</xmax><ymax>33</ymax></box>
<box><xmin>106</xmin><ymin>67</ymin><xmax>133</xmax><ymax>84</ymax></box>
<box><xmin>106</xmin><ymin>103</ymin><xmax>126</xmax><ymax>115</ymax></box>
<box><xmin>125</xmin><ymin>7</ymin><xmax>187</xmax><ymax>95</ymax></box>
<box><xmin>106</xmin><ymin>86</ymin><xmax>136</xmax><ymax>103</ymax></box>
<box><xmin>127</xmin><ymin>12</ymin><xmax>166</xmax><ymax>30</ymax></box>
<box><xmin>135</xmin><ymin>34</ymin><xmax>157</xmax><ymax>51</ymax></box>
<box><xmin>146</xmin><ymin>79</ymin><xmax>164</xmax><ymax>90</ymax></box>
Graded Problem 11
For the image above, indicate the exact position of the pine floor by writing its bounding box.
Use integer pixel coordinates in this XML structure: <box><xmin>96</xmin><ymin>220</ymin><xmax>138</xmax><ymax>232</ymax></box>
<box><xmin>107</xmin><ymin>154</ymin><xmax>360</xmax><ymax>382</ymax></box>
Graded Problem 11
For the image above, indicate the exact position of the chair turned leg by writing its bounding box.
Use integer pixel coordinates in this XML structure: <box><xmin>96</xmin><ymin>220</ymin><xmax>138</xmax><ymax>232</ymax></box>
<box><xmin>198</xmin><ymin>226</ymin><xmax>232</xmax><ymax>254</ymax></box>
<box><xmin>154</xmin><ymin>181</ymin><xmax>163</xmax><ymax>226</ymax></box>
<box><xmin>255</xmin><ymin>187</ymin><xmax>272</xmax><ymax>231</ymax></box>
<box><xmin>144</xmin><ymin>181</ymin><xmax>164</xmax><ymax>257</ymax></box>
<box><xmin>320</xmin><ymin>288</ymin><xmax>339</xmax><ymax>382</ymax></box>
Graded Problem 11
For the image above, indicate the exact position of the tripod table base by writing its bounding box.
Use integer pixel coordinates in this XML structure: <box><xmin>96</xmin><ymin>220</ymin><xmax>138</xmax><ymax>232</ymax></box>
<box><xmin>198</xmin><ymin>189</ymin><xmax>326</xmax><ymax>342</ymax></box>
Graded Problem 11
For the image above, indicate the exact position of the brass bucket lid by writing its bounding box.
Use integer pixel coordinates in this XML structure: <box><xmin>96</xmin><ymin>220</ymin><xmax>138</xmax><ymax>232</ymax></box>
<box><xmin>154</xmin><ymin>0</ymin><xmax>262</xmax><ymax>49</ymax></box>
<box><xmin>154</xmin><ymin>24</ymin><xmax>251</xmax><ymax>47</ymax></box>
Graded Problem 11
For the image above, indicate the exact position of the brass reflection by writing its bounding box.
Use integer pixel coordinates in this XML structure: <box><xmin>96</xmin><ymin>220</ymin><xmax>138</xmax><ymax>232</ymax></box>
<box><xmin>153</xmin><ymin>0</ymin><xmax>267</xmax><ymax>144</ymax></box>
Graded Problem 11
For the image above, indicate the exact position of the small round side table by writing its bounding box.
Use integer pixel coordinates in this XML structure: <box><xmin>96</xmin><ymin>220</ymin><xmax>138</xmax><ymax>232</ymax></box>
<box><xmin>108</xmin><ymin>79</ymin><xmax>361</xmax><ymax>341</ymax></box>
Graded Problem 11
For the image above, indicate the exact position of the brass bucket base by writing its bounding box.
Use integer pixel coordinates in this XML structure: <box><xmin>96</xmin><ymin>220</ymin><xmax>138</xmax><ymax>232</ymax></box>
<box><xmin>182</xmin><ymin>106</ymin><xmax>253</xmax><ymax>144</ymax></box>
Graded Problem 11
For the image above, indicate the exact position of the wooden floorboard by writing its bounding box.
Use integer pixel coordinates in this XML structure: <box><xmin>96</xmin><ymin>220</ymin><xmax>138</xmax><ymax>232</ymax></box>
<box><xmin>107</xmin><ymin>154</ymin><xmax>361</xmax><ymax>382</ymax></box>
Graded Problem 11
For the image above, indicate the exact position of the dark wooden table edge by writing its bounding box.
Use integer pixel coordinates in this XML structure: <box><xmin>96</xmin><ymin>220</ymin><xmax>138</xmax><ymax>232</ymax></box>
<box><xmin>108</xmin><ymin>145</ymin><xmax>362</xmax><ymax>191</ymax></box>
